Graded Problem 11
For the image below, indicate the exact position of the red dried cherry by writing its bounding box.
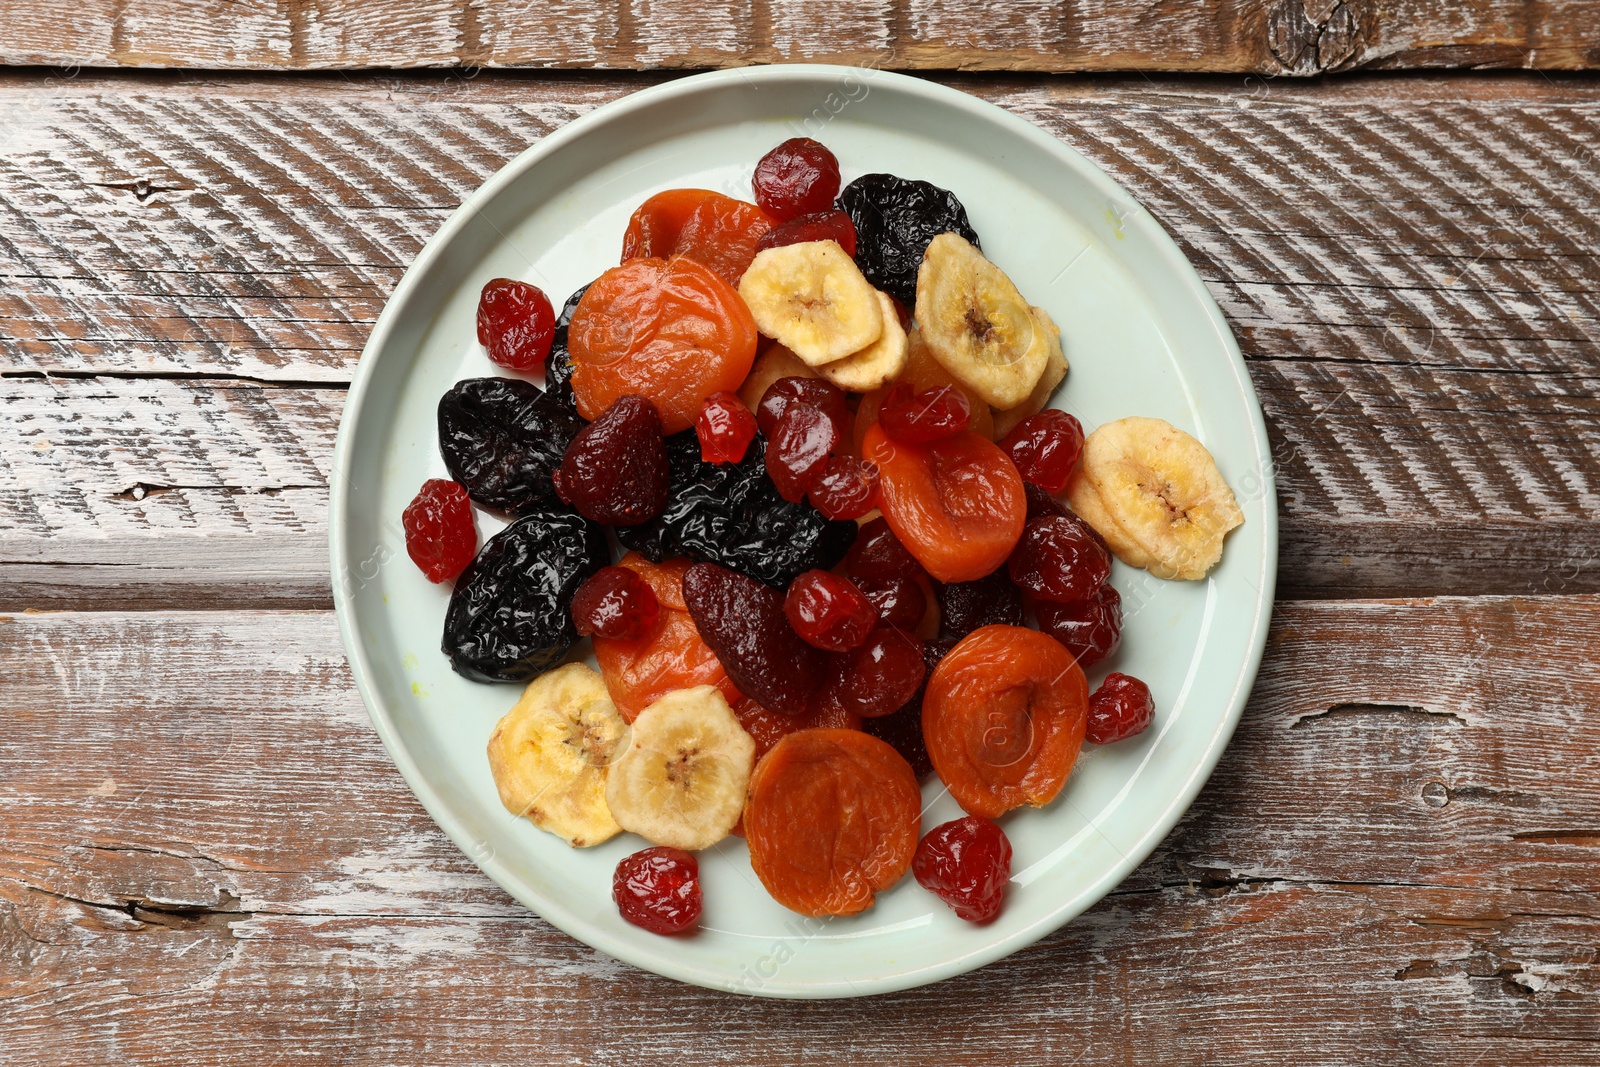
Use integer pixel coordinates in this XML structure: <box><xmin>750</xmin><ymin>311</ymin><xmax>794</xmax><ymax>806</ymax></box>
<box><xmin>553</xmin><ymin>394</ymin><xmax>670</xmax><ymax>526</ymax></box>
<box><xmin>823</xmin><ymin>626</ymin><xmax>925</xmax><ymax>719</ymax></box>
<box><xmin>1086</xmin><ymin>672</ymin><xmax>1154</xmax><ymax>744</ymax></box>
<box><xmin>878</xmin><ymin>383</ymin><xmax>971</xmax><ymax>444</ymax></box>
<box><xmin>808</xmin><ymin>455</ymin><xmax>879</xmax><ymax>520</ymax></box>
<box><xmin>913</xmin><ymin>816</ymin><xmax>1012</xmax><ymax>923</ymax></box>
<box><xmin>752</xmin><ymin>138</ymin><xmax>841</xmax><ymax>222</ymax></box>
<box><xmin>402</xmin><ymin>478</ymin><xmax>477</xmax><ymax>583</ymax></box>
<box><xmin>861</xmin><ymin>636</ymin><xmax>951</xmax><ymax>780</ymax></box>
<box><xmin>756</xmin><ymin>376</ymin><xmax>851</xmax><ymax>445</ymax></box>
<box><xmin>1034</xmin><ymin>584</ymin><xmax>1122</xmax><ymax>668</ymax></box>
<box><xmin>784</xmin><ymin>570</ymin><xmax>879</xmax><ymax>652</ymax></box>
<box><xmin>937</xmin><ymin>571</ymin><xmax>1023</xmax><ymax>639</ymax></box>
<box><xmin>571</xmin><ymin>565</ymin><xmax>661</xmax><ymax>641</ymax></box>
<box><xmin>1000</xmin><ymin>410</ymin><xmax>1085</xmax><ymax>494</ymax></box>
<box><xmin>756</xmin><ymin>210</ymin><xmax>858</xmax><ymax>258</ymax></box>
<box><xmin>858</xmin><ymin>575</ymin><xmax>927</xmax><ymax>630</ymax></box>
<box><xmin>613</xmin><ymin>846</ymin><xmax>701</xmax><ymax>935</ymax></box>
<box><xmin>696</xmin><ymin>391</ymin><xmax>758</xmax><ymax>465</ymax></box>
<box><xmin>1008</xmin><ymin>514</ymin><xmax>1111</xmax><ymax>603</ymax></box>
<box><xmin>766</xmin><ymin>403</ymin><xmax>838</xmax><ymax>503</ymax></box>
<box><xmin>843</xmin><ymin>516</ymin><xmax>924</xmax><ymax>584</ymax></box>
<box><xmin>477</xmin><ymin>278</ymin><xmax>555</xmax><ymax>372</ymax></box>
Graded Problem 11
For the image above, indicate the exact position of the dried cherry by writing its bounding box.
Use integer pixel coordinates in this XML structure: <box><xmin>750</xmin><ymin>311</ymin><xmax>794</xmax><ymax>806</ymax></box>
<box><xmin>553</xmin><ymin>394</ymin><xmax>669</xmax><ymax>526</ymax></box>
<box><xmin>753</xmin><ymin>138</ymin><xmax>842</xmax><ymax>222</ymax></box>
<box><xmin>756</xmin><ymin>376</ymin><xmax>851</xmax><ymax>445</ymax></box>
<box><xmin>1034</xmin><ymin>584</ymin><xmax>1122</xmax><ymax>668</ymax></box>
<box><xmin>1000</xmin><ymin>410</ymin><xmax>1084</xmax><ymax>494</ymax></box>
<box><xmin>767</xmin><ymin>403</ymin><xmax>838</xmax><ymax>503</ymax></box>
<box><xmin>913</xmin><ymin>816</ymin><xmax>1012</xmax><ymax>924</ymax></box>
<box><xmin>837</xmin><ymin>173</ymin><xmax>981</xmax><ymax>306</ymax></box>
<box><xmin>477</xmin><ymin>278</ymin><xmax>555</xmax><ymax>372</ymax></box>
<box><xmin>1086</xmin><ymin>673</ymin><xmax>1155</xmax><ymax>744</ymax></box>
<box><xmin>442</xmin><ymin>505</ymin><xmax>608</xmax><ymax>682</ymax></box>
<box><xmin>621</xmin><ymin>189</ymin><xmax>774</xmax><ymax>286</ymax></box>
<box><xmin>756</xmin><ymin>210</ymin><xmax>858</xmax><ymax>258</ymax></box>
<box><xmin>843</xmin><ymin>516</ymin><xmax>925</xmax><ymax>584</ymax></box>
<box><xmin>858</xmin><ymin>575</ymin><xmax>927</xmax><ymax>630</ymax></box>
<box><xmin>937</xmin><ymin>570</ymin><xmax>1024</xmax><ymax>639</ymax></box>
<box><xmin>541</xmin><ymin>282</ymin><xmax>590</xmax><ymax>415</ymax></box>
<box><xmin>861</xmin><ymin>636</ymin><xmax>951</xmax><ymax>780</ymax></box>
<box><xmin>613</xmin><ymin>846</ymin><xmax>701</xmax><ymax>935</ymax></box>
<box><xmin>437</xmin><ymin>377</ymin><xmax>583</xmax><ymax>513</ymax></box>
<box><xmin>682</xmin><ymin>562</ymin><xmax>822</xmax><ymax>716</ymax></box>
<box><xmin>819</xmin><ymin>626</ymin><xmax>925</xmax><ymax>719</ymax></box>
<box><xmin>735</xmin><ymin>695</ymin><xmax>861</xmax><ymax>765</ymax></box>
<box><xmin>402</xmin><ymin>478</ymin><xmax>477</xmax><ymax>584</ymax></box>
<box><xmin>808</xmin><ymin>455</ymin><xmax>879</xmax><ymax>520</ymax></box>
<box><xmin>1008</xmin><ymin>514</ymin><xmax>1112</xmax><ymax>603</ymax></box>
<box><xmin>696</xmin><ymin>391</ymin><xmax>758</xmax><ymax>465</ymax></box>
<box><xmin>571</xmin><ymin>565</ymin><xmax>660</xmax><ymax>641</ymax></box>
<box><xmin>878</xmin><ymin>383</ymin><xmax>971</xmax><ymax>444</ymax></box>
<box><xmin>784</xmin><ymin>570</ymin><xmax>878</xmax><ymax>653</ymax></box>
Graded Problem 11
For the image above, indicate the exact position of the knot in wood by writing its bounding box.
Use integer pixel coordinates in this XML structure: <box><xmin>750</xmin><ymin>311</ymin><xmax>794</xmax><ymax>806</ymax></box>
<box><xmin>1267</xmin><ymin>0</ymin><xmax>1369</xmax><ymax>75</ymax></box>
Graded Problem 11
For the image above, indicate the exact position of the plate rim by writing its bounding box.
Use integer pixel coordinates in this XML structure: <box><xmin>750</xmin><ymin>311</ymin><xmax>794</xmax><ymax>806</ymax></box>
<box><xmin>329</xmin><ymin>63</ymin><xmax>1279</xmax><ymax>998</ymax></box>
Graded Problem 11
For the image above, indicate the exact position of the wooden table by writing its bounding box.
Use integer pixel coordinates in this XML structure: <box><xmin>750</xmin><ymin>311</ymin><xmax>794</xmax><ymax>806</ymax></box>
<box><xmin>4</xmin><ymin>4</ymin><xmax>1599</xmax><ymax>1063</ymax></box>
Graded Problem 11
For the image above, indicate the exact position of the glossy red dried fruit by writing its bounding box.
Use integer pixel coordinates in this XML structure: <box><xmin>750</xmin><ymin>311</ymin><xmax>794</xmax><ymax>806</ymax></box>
<box><xmin>696</xmin><ymin>391</ymin><xmax>758</xmax><ymax>465</ymax></box>
<box><xmin>913</xmin><ymin>816</ymin><xmax>1012</xmax><ymax>923</ymax></box>
<box><xmin>402</xmin><ymin>478</ymin><xmax>477</xmax><ymax>583</ymax></box>
<box><xmin>756</xmin><ymin>210</ymin><xmax>858</xmax><ymax>258</ymax></box>
<box><xmin>571</xmin><ymin>565</ymin><xmax>661</xmax><ymax>641</ymax></box>
<box><xmin>752</xmin><ymin>138</ymin><xmax>842</xmax><ymax>222</ymax></box>
<box><xmin>821</xmin><ymin>626</ymin><xmax>925</xmax><ymax>719</ymax></box>
<box><xmin>477</xmin><ymin>278</ymin><xmax>556</xmax><ymax>372</ymax></box>
<box><xmin>682</xmin><ymin>561</ymin><xmax>821</xmax><ymax>716</ymax></box>
<box><xmin>1034</xmin><ymin>584</ymin><xmax>1122</xmax><ymax>668</ymax></box>
<box><xmin>938</xmin><ymin>571</ymin><xmax>1024</xmax><ymax>639</ymax></box>
<box><xmin>1086</xmin><ymin>672</ymin><xmax>1155</xmax><ymax>744</ymax></box>
<box><xmin>878</xmin><ymin>383</ymin><xmax>972</xmax><ymax>444</ymax></box>
<box><xmin>1000</xmin><ymin>410</ymin><xmax>1085</xmax><ymax>494</ymax></box>
<box><xmin>1022</xmin><ymin>481</ymin><xmax>1068</xmax><ymax>522</ymax></box>
<box><xmin>784</xmin><ymin>570</ymin><xmax>878</xmax><ymax>653</ymax></box>
<box><xmin>553</xmin><ymin>394</ymin><xmax>670</xmax><ymax>526</ymax></box>
<box><xmin>808</xmin><ymin>455</ymin><xmax>879</xmax><ymax>520</ymax></box>
<box><xmin>1007</xmin><ymin>514</ymin><xmax>1112</xmax><ymax>603</ymax></box>
<box><xmin>843</xmin><ymin>516</ymin><xmax>924</xmax><ymax>584</ymax></box>
<box><xmin>861</xmin><ymin>636</ymin><xmax>951</xmax><ymax>780</ymax></box>
<box><xmin>767</xmin><ymin>403</ymin><xmax>838</xmax><ymax>503</ymax></box>
<box><xmin>756</xmin><ymin>376</ymin><xmax>851</xmax><ymax>444</ymax></box>
<box><xmin>613</xmin><ymin>846</ymin><xmax>701</xmax><ymax>934</ymax></box>
<box><xmin>858</xmin><ymin>575</ymin><xmax>927</xmax><ymax>630</ymax></box>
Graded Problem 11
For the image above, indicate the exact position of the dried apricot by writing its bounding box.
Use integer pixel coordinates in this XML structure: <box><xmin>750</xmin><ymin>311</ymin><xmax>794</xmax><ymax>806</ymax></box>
<box><xmin>863</xmin><ymin>423</ymin><xmax>1026</xmax><ymax>584</ymax></box>
<box><xmin>745</xmin><ymin>729</ymin><xmax>921</xmax><ymax>916</ymax></box>
<box><xmin>569</xmin><ymin>256</ymin><xmax>758</xmax><ymax>434</ymax></box>
<box><xmin>921</xmin><ymin>625</ymin><xmax>1088</xmax><ymax>818</ymax></box>
<box><xmin>621</xmin><ymin>189</ymin><xmax>774</xmax><ymax>287</ymax></box>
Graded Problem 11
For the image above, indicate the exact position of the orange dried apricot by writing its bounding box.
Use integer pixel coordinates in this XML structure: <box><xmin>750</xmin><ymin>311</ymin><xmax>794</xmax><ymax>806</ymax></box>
<box><xmin>621</xmin><ymin>189</ymin><xmax>774</xmax><ymax>287</ymax></box>
<box><xmin>862</xmin><ymin>423</ymin><xmax>1026</xmax><ymax>583</ymax></box>
<box><xmin>569</xmin><ymin>256</ymin><xmax>758</xmax><ymax>434</ymax></box>
<box><xmin>744</xmin><ymin>729</ymin><xmax>921</xmax><ymax>916</ymax></box>
<box><xmin>921</xmin><ymin>625</ymin><xmax>1088</xmax><ymax>818</ymax></box>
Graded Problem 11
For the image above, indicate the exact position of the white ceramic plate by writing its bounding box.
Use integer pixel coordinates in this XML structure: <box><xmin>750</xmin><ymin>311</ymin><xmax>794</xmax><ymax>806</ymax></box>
<box><xmin>330</xmin><ymin>65</ymin><xmax>1277</xmax><ymax>998</ymax></box>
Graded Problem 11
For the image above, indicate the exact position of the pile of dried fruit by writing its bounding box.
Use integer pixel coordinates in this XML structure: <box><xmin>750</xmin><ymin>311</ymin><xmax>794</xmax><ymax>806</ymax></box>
<box><xmin>403</xmin><ymin>138</ymin><xmax>1245</xmax><ymax>933</ymax></box>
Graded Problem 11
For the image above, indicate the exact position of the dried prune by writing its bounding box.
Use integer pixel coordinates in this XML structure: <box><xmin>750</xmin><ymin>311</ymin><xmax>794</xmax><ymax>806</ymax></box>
<box><xmin>438</xmin><ymin>377</ymin><xmax>583</xmax><ymax>513</ymax></box>
<box><xmin>542</xmin><ymin>283</ymin><xmax>590</xmax><ymax>415</ymax></box>
<box><xmin>442</xmin><ymin>506</ymin><xmax>608</xmax><ymax>682</ymax></box>
<box><xmin>616</xmin><ymin>431</ymin><xmax>856</xmax><ymax>588</ymax></box>
<box><xmin>682</xmin><ymin>562</ymin><xmax>821</xmax><ymax>716</ymax></box>
<box><xmin>938</xmin><ymin>570</ymin><xmax>1024</xmax><ymax>639</ymax></box>
<box><xmin>837</xmin><ymin>173</ymin><xmax>981</xmax><ymax>307</ymax></box>
<box><xmin>553</xmin><ymin>394</ymin><xmax>669</xmax><ymax>526</ymax></box>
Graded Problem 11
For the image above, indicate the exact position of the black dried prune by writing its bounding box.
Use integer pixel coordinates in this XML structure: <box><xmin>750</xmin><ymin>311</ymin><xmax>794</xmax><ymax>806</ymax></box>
<box><xmin>617</xmin><ymin>431</ymin><xmax>856</xmax><ymax>588</ymax></box>
<box><xmin>938</xmin><ymin>570</ymin><xmax>1024</xmax><ymax>639</ymax></box>
<box><xmin>443</xmin><ymin>505</ymin><xmax>608</xmax><ymax>682</ymax></box>
<box><xmin>837</xmin><ymin>173</ymin><xmax>981</xmax><ymax>307</ymax></box>
<box><xmin>543</xmin><ymin>283</ymin><xmax>590</xmax><ymax>416</ymax></box>
<box><xmin>438</xmin><ymin>377</ymin><xmax>583</xmax><ymax>513</ymax></box>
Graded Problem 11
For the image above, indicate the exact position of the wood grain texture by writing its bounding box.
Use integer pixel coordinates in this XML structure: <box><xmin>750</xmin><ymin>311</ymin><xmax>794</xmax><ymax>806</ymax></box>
<box><xmin>3</xmin><ymin>72</ymin><xmax>1599</xmax><ymax>606</ymax></box>
<box><xmin>3</xmin><ymin>596</ymin><xmax>1598</xmax><ymax>1062</ymax></box>
<box><xmin>2</xmin><ymin>0</ymin><xmax>1599</xmax><ymax>73</ymax></box>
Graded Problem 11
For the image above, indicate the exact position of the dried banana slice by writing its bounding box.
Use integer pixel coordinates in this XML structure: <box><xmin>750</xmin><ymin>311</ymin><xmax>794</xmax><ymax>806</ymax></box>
<box><xmin>817</xmin><ymin>290</ymin><xmax>909</xmax><ymax>392</ymax></box>
<box><xmin>738</xmin><ymin>241</ymin><xmax>883</xmax><ymax>367</ymax></box>
<box><xmin>990</xmin><ymin>307</ymin><xmax>1068</xmax><ymax>439</ymax></box>
<box><xmin>914</xmin><ymin>233</ymin><xmax>1052</xmax><ymax>409</ymax></box>
<box><xmin>486</xmin><ymin>663</ymin><xmax>630</xmax><ymax>848</ymax></box>
<box><xmin>1078</xmin><ymin>416</ymin><xmax>1244</xmax><ymax>580</ymax></box>
<box><xmin>604</xmin><ymin>685</ymin><xmax>755</xmax><ymax>851</ymax></box>
<box><xmin>1065</xmin><ymin>468</ymin><xmax>1158</xmax><ymax>572</ymax></box>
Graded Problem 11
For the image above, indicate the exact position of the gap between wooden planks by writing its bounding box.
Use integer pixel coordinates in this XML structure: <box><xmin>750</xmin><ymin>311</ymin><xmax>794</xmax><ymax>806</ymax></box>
<box><xmin>1</xmin><ymin>595</ymin><xmax>1597</xmax><ymax>1062</ymax></box>
<box><xmin>2</xmin><ymin>71</ymin><xmax>1598</xmax><ymax>606</ymax></box>
<box><xmin>2</xmin><ymin>0</ymin><xmax>1598</xmax><ymax>73</ymax></box>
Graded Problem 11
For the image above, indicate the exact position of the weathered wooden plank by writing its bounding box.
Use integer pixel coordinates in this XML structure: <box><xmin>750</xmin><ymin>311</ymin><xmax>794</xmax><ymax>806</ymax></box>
<box><xmin>3</xmin><ymin>73</ymin><xmax>1599</xmax><ymax>604</ymax></box>
<box><xmin>2</xmin><ymin>0</ymin><xmax>1597</xmax><ymax>73</ymax></box>
<box><xmin>2</xmin><ymin>596</ymin><xmax>1598</xmax><ymax>1059</ymax></box>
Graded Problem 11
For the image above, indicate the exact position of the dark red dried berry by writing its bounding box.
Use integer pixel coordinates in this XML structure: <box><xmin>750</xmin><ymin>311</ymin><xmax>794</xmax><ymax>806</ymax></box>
<box><xmin>844</xmin><ymin>516</ymin><xmax>924</xmax><ymax>584</ymax></box>
<box><xmin>756</xmin><ymin>376</ymin><xmax>851</xmax><ymax>444</ymax></box>
<box><xmin>858</xmin><ymin>575</ymin><xmax>927</xmax><ymax>630</ymax></box>
<box><xmin>861</xmin><ymin>636</ymin><xmax>951</xmax><ymax>779</ymax></box>
<box><xmin>756</xmin><ymin>210</ymin><xmax>858</xmax><ymax>258</ymax></box>
<box><xmin>613</xmin><ymin>846</ymin><xmax>701</xmax><ymax>935</ymax></box>
<box><xmin>808</xmin><ymin>455</ymin><xmax>879</xmax><ymax>520</ymax></box>
<box><xmin>752</xmin><ymin>138</ymin><xmax>841</xmax><ymax>222</ymax></box>
<box><xmin>1008</xmin><ymin>514</ymin><xmax>1111</xmax><ymax>603</ymax></box>
<box><xmin>878</xmin><ymin>383</ymin><xmax>971</xmax><ymax>444</ymax></box>
<box><xmin>696</xmin><ymin>391</ymin><xmax>757</xmax><ymax>465</ymax></box>
<box><xmin>1086</xmin><ymin>672</ymin><xmax>1154</xmax><ymax>744</ymax></box>
<box><xmin>1022</xmin><ymin>481</ymin><xmax>1068</xmax><ymax>522</ymax></box>
<box><xmin>1034</xmin><ymin>584</ymin><xmax>1122</xmax><ymax>668</ymax></box>
<box><xmin>553</xmin><ymin>394</ymin><xmax>669</xmax><ymax>526</ymax></box>
<box><xmin>477</xmin><ymin>278</ymin><xmax>556</xmax><ymax>372</ymax></box>
<box><xmin>571</xmin><ymin>565</ymin><xmax>660</xmax><ymax>641</ymax></box>
<box><xmin>766</xmin><ymin>403</ymin><xmax>838</xmax><ymax>503</ymax></box>
<box><xmin>937</xmin><ymin>570</ymin><xmax>1023</xmax><ymax>639</ymax></box>
<box><xmin>784</xmin><ymin>570</ymin><xmax>878</xmax><ymax>653</ymax></box>
<box><xmin>682</xmin><ymin>562</ymin><xmax>821</xmax><ymax>716</ymax></box>
<box><xmin>913</xmin><ymin>816</ymin><xmax>1012</xmax><ymax>923</ymax></box>
<box><xmin>821</xmin><ymin>626</ymin><xmax>925</xmax><ymax>719</ymax></box>
<box><xmin>1000</xmin><ymin>410</ymin><xmax>1085</xmax><ymax>494</ymax></box>
<box><xmin>402</xmin><ymin>478</ymin><xmax>477</xmax><ymax>583</ymax></box>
